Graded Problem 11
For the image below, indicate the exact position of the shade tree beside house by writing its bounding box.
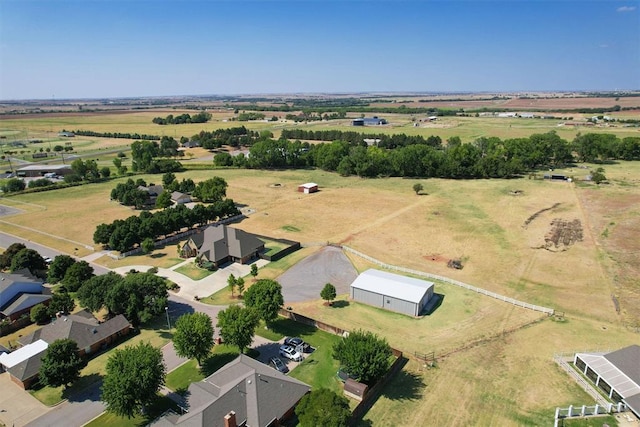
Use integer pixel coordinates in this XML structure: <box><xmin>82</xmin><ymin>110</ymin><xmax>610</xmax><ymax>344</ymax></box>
<box><xmin>173</xmin><ymin>313</ymin><xmax>215</xmax><ymax>366</ymax></box>
<box><xmin>243</xmin><ymin>279</ymin><xmax>284</xmax><ymax>327</ymax></box>
<box><xmin>102</xmin><ymin>341</ymin><xmax>166</xmax><ymax>418</ymax></box>
<box><xmin>38</xmin><ymin>338</ymin><xmax>85</xmax><ymax>388</ymax></box>
<box><xmin>216</xmin><ymin>305</ymin><xmax>259</xmax><ymax>354</ymax></box>
<box><xmin>333</xmin><ymin>329</ymin><xmax>392</xmax><ymax>385</ymax></box>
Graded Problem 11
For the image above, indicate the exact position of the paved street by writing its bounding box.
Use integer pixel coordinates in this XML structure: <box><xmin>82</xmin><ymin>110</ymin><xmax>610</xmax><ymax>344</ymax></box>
<box><xmin>0</xmin><ymin>231</ymin><xmax>110</xmax><ymax>276</ymax></box>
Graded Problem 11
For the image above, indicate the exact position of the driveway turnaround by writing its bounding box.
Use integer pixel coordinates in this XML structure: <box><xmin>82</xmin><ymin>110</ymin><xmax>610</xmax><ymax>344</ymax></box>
<box><xmin>112</xmin><ymin>258</ymin><xmax>269</xmax><ymax>301</ymax></box>
<box><xmin>277</xmin><ymin>246</ymin><xmax>358</xmax><ymax>303</ymax></box>
<box><xmin>0</xmin><ymin>373</ymin><xmax>50</xmax><ymax>427</ymax></box>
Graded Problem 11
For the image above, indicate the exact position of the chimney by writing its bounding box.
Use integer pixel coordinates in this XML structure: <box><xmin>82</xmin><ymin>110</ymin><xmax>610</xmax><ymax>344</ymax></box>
<box><xmin>224</xmin><ymin>411</ymin><xmax>237</xmax><ymax>427</ymax></box>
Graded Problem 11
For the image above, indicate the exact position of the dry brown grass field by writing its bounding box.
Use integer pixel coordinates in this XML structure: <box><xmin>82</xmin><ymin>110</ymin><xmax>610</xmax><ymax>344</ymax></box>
<box><xmin>0</xmin><ymin>105</ymin><xmax>638</xmax><ymax>425</ymax></box>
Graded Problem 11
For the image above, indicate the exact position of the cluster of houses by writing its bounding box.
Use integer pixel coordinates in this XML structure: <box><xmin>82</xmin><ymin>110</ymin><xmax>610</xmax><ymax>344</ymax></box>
<box><xmin>0</xmin><ymin>307</ymin><xmax>132</xmax><ymax>389</ymax></box>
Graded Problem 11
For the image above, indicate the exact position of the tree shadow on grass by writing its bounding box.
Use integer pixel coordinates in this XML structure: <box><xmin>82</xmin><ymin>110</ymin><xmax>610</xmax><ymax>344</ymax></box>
<box><xmin>331</xmin><ymin>300</ymin><xmax>350</xmax><ymax>308</ymax></box>
<box><xmin>64</xmin><ymin>373</ymin><xmax>104</xmax><ymax>402</ymax></box>
<box><xmin>268</xmin><ymin>317</ymin><xmax>316</xmax><ymax>339</ymax></box>
<box><xmin>150</xmin><ymin>253</ymin><xmax>166</xmax><ymax>259</ymax></box>
<box><xmin>380</xmin><ymin>367</ymin><xmax>424</xmax><ymax>401</ymax></box>
<box><xmin>200</xmin><ymin>352</ymin><xmax>240</xmax><ymax>377</ymax></box>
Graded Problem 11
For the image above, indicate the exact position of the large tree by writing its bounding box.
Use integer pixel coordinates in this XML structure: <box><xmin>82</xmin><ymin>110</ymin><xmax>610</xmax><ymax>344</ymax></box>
<box><xmin>0</xmin><ymin>242</ymin><xmax>26</xmax><ymax>269</ymax></box>
<box><xmin>333</xmin><ymin>329</ymin><xmax>392</xmax><ymax>384</ymax></box>
<box><xmin>48</xmin><ymin>291</ymin><xmax>75</xmax><ymax>315</ymax></box>
<box><xmin>192</xmin><ymin>177</ymin><xmax>228</xmax><ymax>203</ymax></box>
<box><xmin>102</xmin><ymin>342</ymin><xmax>166</xmax><ymax>418</ymax></box>
<box><xmin>47</xmin><ymin>255</ymin><xmax>76</xmax><ymax>283</ymax></box>
<box><xmin>10</xmin><ymin>248</ymin><xmax>47</xmax><ymax>277</ymax></box>
<box><xmin>30</xmin><ymin>303</ymin><xmax>50</xmax><ymax>324</ymax></box>
<box><xmin>105</xmin><ymin>272</ymin><xmax>168</xmax><ymax>326</ymax></box>
<box><xmin>173</xmin><ymin>313</ymin><xmax>214</xmax><ymax>366</ymax></box>
<box><xmin>77</xmin><ymin>272</ymin><xmax>123</xmax><ymax>313</ymax></box>
<box><xmin>216</xmin><ymin>305</ymin><xmax>259</xmax><ymax>354</ymax></box>
<box><xmin>243</xmin><ymin>279</ymin><xmax>284</xmax><ymax>326</ymax></box>
<box><xmin>62</xmin><ymin>260</ymin><xmax>95</xmax><ymax>292</ymax></box>
<box><xmin>295</xmin><ymin>388</ymin><xmax>351</xmax><ymax>427</ymax></box>
<box><xmin>39</xmin><ymin>339</ymin><xmax>85</xmax><ymax>388</ymax></box>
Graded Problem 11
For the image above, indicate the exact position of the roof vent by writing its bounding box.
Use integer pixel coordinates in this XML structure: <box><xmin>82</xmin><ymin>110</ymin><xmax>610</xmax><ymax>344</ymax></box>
<box><xmin>92</xmin><ymin>328</ymin><xmax>97</xmax><ymax>334</ymax></box>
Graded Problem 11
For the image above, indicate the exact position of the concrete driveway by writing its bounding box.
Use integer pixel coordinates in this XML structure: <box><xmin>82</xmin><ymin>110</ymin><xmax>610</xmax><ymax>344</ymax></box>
<box><xmin>277</xmin><ymin>246</ymin><xmax>358</xmax><ymax>303</ymax></box>
<box><xmin>0</xmin><ymin>373</ymin><xmax>50</xmax><ymax>427</ymax></box>
<box><xmin>113</xmin><ymin>258</ymin><xmax>269</xmax><ymax>301</ymax></box>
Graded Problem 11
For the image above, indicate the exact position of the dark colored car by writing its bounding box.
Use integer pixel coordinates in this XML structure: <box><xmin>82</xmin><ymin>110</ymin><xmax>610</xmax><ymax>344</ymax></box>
<box><xmin>284</xmin><ymin>337</ymin><xmax>304</xmax><ymax>347</ymax></box>
<box><xmin>269</xmin><ymin>356</ymin><xmax>289</xmax><ymax>374</ymax></box>
<box><xmin>284</xmin><ymin>337</ymin><xmax>313</xmax><ymax>353</ymax></box>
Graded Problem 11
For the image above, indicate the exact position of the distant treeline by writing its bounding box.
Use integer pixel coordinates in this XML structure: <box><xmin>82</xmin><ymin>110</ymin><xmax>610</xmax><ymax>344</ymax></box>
<box><xmin>280</xmin><ymin>129</ymin><xmax>443</xmax><ymax>149</ymax></box>
<box><xmin>152</xmin><ymin>112</ymin><xmax>211</xmax><ymax>125</ymax></box>
<box><xmin>93</xmin><ymin>200</ymin><xmax>238</xmax><ymax>252</ymax></box>
<box><xmin>240</xmin><ymin>132</ymin><xmax>640</xmax><ymax>179</ymax></box>
<box><xmin>71</xmin><ymin>129</ymin><xmax>161</xmax><ymax>140</ymax></box>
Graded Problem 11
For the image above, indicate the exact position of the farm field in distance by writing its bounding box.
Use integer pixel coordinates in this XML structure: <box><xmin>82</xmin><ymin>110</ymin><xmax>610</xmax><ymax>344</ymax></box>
<box><xmin>0</xmin><ymin>95</ymin><xmax>638</xmax><ymax>426</ymax></box>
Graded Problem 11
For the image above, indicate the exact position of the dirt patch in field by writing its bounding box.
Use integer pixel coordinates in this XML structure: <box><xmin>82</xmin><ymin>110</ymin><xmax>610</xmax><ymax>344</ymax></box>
<box><xmin>423</xmin><ymin>253</ymin><xmax>448</xmax><ymax>263</ymax></box>
<box><xmin>537</xmin><ymin>218</ymin><xmax>583</xmax><ymax>251</ymax></box>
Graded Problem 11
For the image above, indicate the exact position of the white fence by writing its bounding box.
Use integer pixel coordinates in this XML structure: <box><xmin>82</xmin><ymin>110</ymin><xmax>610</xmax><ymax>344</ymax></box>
<box><xmin>342</xmin><ymin>245</ymin><xmax>555</xmax><ymax>315</ymax></box>
<box><xmin>554</xmin><ymin>403</ymin><xmax>626</xmax><ymax>427</ymax></box>
<box><xmin>553</xmin><ymin>353</ymin><xmax>610</xmax><ymax>406</ymax></box>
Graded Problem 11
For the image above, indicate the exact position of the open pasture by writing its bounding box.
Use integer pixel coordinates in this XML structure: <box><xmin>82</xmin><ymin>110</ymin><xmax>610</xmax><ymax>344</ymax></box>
<box><xmin>1</xmin><ymin>162</ymin><xmax>636</xmax><ymax>325</ymax></box>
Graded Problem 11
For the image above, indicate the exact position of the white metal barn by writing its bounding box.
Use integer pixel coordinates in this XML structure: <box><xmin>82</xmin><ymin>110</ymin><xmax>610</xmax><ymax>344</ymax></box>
<box><xmin>350</xmin><ymin>269</ymin><xmax>434</xmax><ymax>316</ymax></box>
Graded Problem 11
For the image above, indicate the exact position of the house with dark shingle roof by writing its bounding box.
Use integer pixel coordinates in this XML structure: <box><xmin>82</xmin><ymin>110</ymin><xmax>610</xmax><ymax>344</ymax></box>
<box><xmin>0</xmin><ymin>270</ymin><xmax>50</xmax><ymax>322</ymax></box>
<box><xmin>574</xmin><ymin>345</ymin><xmax>640</xmax><ymax>417</ymax></box>
<box><xmin>180</xmin><ymin>225</ymin><xmax>264</xmax><ymax>267</ymax></box>
<box><xmin>2</xmin><ymin>311</ymin><xmax>133</xmax><ymax>389</ymax></box>
<box><xmin>151</xmin><ymin>354</ymin><xmax>310</xmax><ymax>427</ymax></box>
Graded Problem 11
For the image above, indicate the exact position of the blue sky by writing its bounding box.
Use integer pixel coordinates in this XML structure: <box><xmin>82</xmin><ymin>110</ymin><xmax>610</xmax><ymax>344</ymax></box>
<box><xmin>1</xmin><ymin>0</ymin><xmax>638</xmax><ymax>100</ymax></box>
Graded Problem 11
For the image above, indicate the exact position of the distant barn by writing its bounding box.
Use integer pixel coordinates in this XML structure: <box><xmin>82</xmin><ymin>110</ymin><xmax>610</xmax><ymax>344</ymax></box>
<box><xmin>350</xmin><ymin>269</ymin><xmax>434</xmax><ymax>316</ymax></box>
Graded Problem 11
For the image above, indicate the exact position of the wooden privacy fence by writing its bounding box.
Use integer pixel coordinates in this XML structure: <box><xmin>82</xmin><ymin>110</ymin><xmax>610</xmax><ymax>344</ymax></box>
<box><xmin>342</xmin><ymin>245</ymin><xmax>555</xmax><ymax>316</ymax></box>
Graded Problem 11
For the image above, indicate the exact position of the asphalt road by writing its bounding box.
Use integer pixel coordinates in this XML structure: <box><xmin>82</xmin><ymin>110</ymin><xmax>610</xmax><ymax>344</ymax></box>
<box><xmin>0</xmin><ymin>231</ymin><xmax>109</xmax><ymax>276</ymax></box>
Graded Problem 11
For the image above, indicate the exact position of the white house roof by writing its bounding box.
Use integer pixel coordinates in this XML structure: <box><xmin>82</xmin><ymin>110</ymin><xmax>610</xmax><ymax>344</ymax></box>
<box><xmin>350</xmin><ymin>269</ymin><xmax>434</xmax><ymax>304</ymax></box>
<box><xmin>0</xmin><ymin>339</ymin><xmax>48</xmax><ymax>369</ymax></box>
<box><xmin>299</xmin><ymin>183</ymin><xmax>317</xmax><ymax>188</ymax></box>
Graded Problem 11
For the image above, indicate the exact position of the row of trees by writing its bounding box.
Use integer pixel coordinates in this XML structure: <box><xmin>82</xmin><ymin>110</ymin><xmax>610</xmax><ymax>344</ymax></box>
<box><xmin>152</xmin><ymin>112</ymin><xmax>211</xmax><ymax>125</ymax></box>
<box><xmin>280</xmin><ymin>128</ymin><xmax>443</xmax><ymax>149</ymax></box>
<box><xmin>94</xmin><ymin>199</ymin><xmax>238</xmax><ymax>252</ymax></box>
<box><xmin>241</xmin><ymin>133</ymin><xmax>640</xmax><ymax>178</ymax></box>
<box><xmin>71</xmin><ymin>129</ymin><xmax>161</xmax><ymax>140</ymax></box>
